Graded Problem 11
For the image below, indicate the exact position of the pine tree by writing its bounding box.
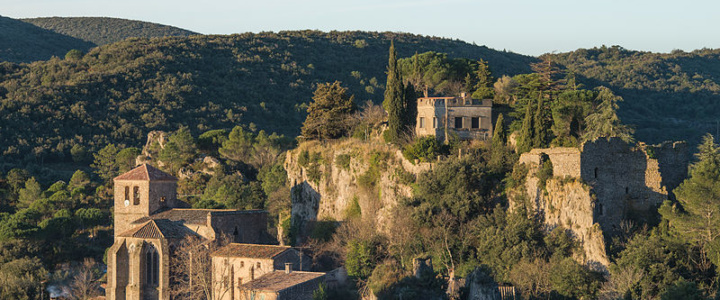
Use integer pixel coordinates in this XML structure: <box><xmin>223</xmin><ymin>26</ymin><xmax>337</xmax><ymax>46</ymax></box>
<box><xmin>473</xmin><ymin>59</ymin><xmax>495</xmax><ymax>99</ymax></box>
<box><xmin>581</xmin><ymin>87</ymin><xmax>635</xmax><ymax>143</ymax></box>
<box><xmin>516</xmin><ymin>99</ymin><xmax>535</xmax><ymax>153</ymax></box>
<box><xmin>301</xmin><ymin>81</ymin><xmax>356</xmax><ymax>140</ymax></box>
<box><xmin>91</xmin><ymin>144</ymin><xmax>119</xmax><ymax>183</ymax></box>
<box><xmin>383</xmin><ymin>41</ymin><xmax>407</xmax><ymax>144</ymax></box>
<box><xmin>659</xmin><ymin>134</ymin><xmax>720</xmax><ymax>269</ymax></box>
<box><xmin>17</xmin><ymin>177</ymin><xmax>41</xmax><ymax>209</ymax></box>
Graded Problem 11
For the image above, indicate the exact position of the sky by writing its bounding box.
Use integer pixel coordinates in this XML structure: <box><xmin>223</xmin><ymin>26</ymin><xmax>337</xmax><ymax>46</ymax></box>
<box><xmin>4</xmin><ymin>0</ymin><xmax>719</xmax><ymax>56</ymax></box>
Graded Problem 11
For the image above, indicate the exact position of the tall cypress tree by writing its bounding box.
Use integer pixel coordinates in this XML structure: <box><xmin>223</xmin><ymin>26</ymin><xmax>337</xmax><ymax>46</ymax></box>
<box><xmin>384</xmin><ymin>41</ymin><xmax>407</xmax><ymax>144</ymax></box>
<box><xmin>404</xmin><ymin>82</ymin><xmax>417</xmax><ymax>130</ymax></box>
<box><xmin>492</xmin><ymin>113</ymin><xmax>506</xmax><ymax>149</ymax></box>
<box><xmin>517</xmin><ymin>99</ymin><xmax>535</xmax><ymax>153</ymax></box>
<box><xmin>533</xmin><ymin>96</ymin><xmax>549</xmax><ymax>148</ymax></box>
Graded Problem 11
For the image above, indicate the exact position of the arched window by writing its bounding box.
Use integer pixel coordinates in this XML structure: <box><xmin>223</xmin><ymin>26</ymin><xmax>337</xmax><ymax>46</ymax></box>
<box><xmin>146</xmin><ymin>244</ymin><xmax>159</xmax><ymax>286</ymax></box>
<box><xmin>133</xmin><ymin>186</ymin><xmax>140</xmax><ymax>205</ymax></box>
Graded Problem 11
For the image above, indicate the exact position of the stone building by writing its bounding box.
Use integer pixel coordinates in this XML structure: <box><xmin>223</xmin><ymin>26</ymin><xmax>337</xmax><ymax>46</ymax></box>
<box><xmin>105</xmin><ymin>164</ymin><xmax>271</xmax><ymax>300</ymax></box>
<box><xmin>517</xmin><ymin>138</ymin><xmax>689</xmax><ymax>266</ymax></box>
<box><xmin>236</xmin><ymin>268</ymin><xmax>326</xmax><ymax>300</ymax></box>
<box><xmin>211</xmin><ymin>243</ymin><xmax>319</xmax><ymax>300</ymax></box>
<box><xmin>415</xmin><ymin>92</ymin><xmax>492</xmax><ymax>141</ymax></box>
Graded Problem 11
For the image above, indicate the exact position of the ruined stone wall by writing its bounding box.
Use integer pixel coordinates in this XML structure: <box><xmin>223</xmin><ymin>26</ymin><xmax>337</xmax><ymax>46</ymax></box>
<box><xmin>518</xmin><ymin>147</ymin><xmax>581</xmax><ymax>178</ymax></box>
<box><xmin>516</xmin><ymin>138</ymin><xmax>688</xmax><ymax>267</ymax></box>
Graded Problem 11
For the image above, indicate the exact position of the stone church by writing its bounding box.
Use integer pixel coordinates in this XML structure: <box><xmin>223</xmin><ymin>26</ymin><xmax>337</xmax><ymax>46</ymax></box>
<box><xmin>105</xmin><ymin>164</ymin><xmax>272</xmax><ymax>300</ymax></box>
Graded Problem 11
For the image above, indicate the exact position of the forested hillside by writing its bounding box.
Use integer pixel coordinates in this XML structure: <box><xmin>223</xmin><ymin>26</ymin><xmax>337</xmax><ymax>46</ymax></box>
<box><xmin>22</xmin><ymin>17</ymin><xmax>198</xmax><ymax>46</ymax></box>
<box><xmin>0</xmin><ymin>15</ymin><xmax>94</xmax><ymax>63</ymax></box>
<box><xmin>0</xmin><ymin>30</ymin><xmax>534</xmax><ymax>173</ymax></box>
<box><xmin>548</xmin><ymin>46</ymin><xmax>720</xmax><ymax>145</ymax></box>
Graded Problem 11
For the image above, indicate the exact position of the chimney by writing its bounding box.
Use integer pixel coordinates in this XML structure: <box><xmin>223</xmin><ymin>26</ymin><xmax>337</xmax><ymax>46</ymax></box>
<box><xmin>285</xmin><ymin>263</ymin><xmax>293</xmax><ymax>274</ymax></box>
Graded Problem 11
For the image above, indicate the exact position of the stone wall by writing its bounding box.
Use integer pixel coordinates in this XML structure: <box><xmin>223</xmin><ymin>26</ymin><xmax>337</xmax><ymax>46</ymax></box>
<box><xmin>516</xmin><ymin>138</ymin><xmax>688</xmax><ymax>267</ymax></box>
<box><xmin>209</xmin><ymin>211</ymin><xmax>269</xmax><ymax>244</ymax></box>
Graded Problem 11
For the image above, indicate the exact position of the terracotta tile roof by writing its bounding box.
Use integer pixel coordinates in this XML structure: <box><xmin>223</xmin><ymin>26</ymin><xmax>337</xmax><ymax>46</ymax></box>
<box><xmin>118</xmin><ymin>219</ymin><xmax>195</xmax><ymax>239</ymax></box>
<box><xmin>212</xmin><ymin>243</ymin><xmax>292</xmax><ymax>259</ymax></box>
<box><xmin>240</xmin><ymin>271</ymin><xmax>325</xmax><ymax>292</ymax></box>
<box><xmin>132</xmin><ymin>209</ymin><xmax>266</xmax><ymax>225</ymax></box>
<box><xmin>114</xmin><ymin>164</ymin><xmax>177</xmax><ymax>181</ymax></box>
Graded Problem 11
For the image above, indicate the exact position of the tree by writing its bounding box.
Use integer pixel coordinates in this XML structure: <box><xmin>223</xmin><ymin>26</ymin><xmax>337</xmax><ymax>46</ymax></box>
<box><xmin>660</xmin><ymin>134</ymin><xmax>720</xmax><ymax>270</ymax></box>
<box><xmin>472</xmin><ymin>59</ymin><xmax>495</xmax><ymax>99</ymax></box>
<box><xmin>404</xmin><ymin>82</ymin><xmax>417</xmax><ymax>131</ymax></box>
<box><xmin>170</xmin><ymin>234</ymin><xmax>232</xmax><ymax>300</ymax></box>
<box><xmin>491</xmin><ymin>114</ymin><xmax>506</xmax><ymax>149</ymax></box>
<box><xmin>301</xmin><ymin>81</ymin><xmax>356</xmax><ymax>140</ymax></box>
<box><xmin>533</xmin><ymin>96</ymin><xmax>550</xmax><ymax>148</ymax></box>
<box><xmin>581</xmin><ymin>87</ymin><xmax>635</xmax><ymax>143</ymax></box>
<box><xmin>115</xmin><ymin>147</ymin><xmax>141</xmax><ymax>174</ymax></box>
<box><xmin>383</xmin><ymin>41</ymin><xmax>408</xmax><ymax>144</ymax></box>
<box><xmin>159</xmin><ymin>127</ymin><xmax>197</xmax><ymax>174</ymax></box>
<box><xmin>516</xmin><ymin>98</ymin><xmax>535</xmax><ymax>153</ymax></box>
<box><xmin>219</xmin><ymin>126</ymin><xmax>254</xmax><ymax>163</ymax></box>
<box><xmin>0</xmin><ymin>257</ymin><xmax>46</xmax><ymax>299</ymax></box>
<box><xmin>91</xmin><ymin>144</ymin><xmax>119</xmax><ymax>183</ymax></box>
<box><xmin>70</xmin><ymin>144</ymin><xmax>87</xmax><ymax>163</ymax></box>
<box><xmin>493</xmin><ymin>75</ymin><xmax>518</xmax><ymax>104</ymax></box>
<box><xmin>17</xmin><ymin>177</ymin><xmax>41</xmax><ymax>209</ymax></box>
<box><xmin>69</xmin><ymin>258</ymin><xmax>103</xmax><ymax>300</ymax></box>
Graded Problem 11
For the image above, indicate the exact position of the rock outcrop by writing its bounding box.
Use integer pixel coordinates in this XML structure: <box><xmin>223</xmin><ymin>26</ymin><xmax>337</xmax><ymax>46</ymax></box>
<box><xmin>285</xmin><ymin>139</ymin><xmax>431</xmax><ymax>239</ymax></box>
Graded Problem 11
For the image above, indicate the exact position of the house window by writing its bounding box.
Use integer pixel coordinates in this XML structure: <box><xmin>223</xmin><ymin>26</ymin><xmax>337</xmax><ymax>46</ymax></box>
<box><xmin>133</xmin><ymin>186</ymin><xmax>140</xmax><ymax>205</ymax></box>
<box><xmin>594</xmin><ymin>167</ymin><xmax>598</xmax><ymax>179</ymax></box>
<box><xmin>256</xmin><ymin>262</ymin><xmax>261</xmax><ymax>269</ymax></box>
<box><xmin>596</xmin><ymin>203</ymin><xmax>604</xmax><ymax>216</ymax></box>
<box><xmin>419</xmin><ymin>117</ymin><xmax>425</xmax><ymax>128</ymax></box>
<box><xmin>124</xmin><ymin>186</ymin><xmax>130</xmax><ymax>201</ymax></box>
<box><xmin>146</xmin><ymin>245</ymin><xmax>159</xmax><ymax>286</ymax></box>
<box><xmin>471</xmin><ymin>117</ymin><xmax>479</xmax><ymax>129</ymax></box>
<box><xmin>432</xmin><ymin>117</ymin><xmax>437</xmax><ymax>128</ymax></box>
<box><xmin>240</xmin><ymin>261</ymin><xmax>244</xmax><ymax>268</ymax></box>
<box><xmin>454</xmin><ymin>117</ymin><xmax>463</xmax><ymax>128</ymax></box>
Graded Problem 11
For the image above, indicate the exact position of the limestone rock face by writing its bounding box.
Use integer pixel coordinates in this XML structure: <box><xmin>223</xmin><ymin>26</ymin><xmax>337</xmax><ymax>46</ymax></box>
<box><xmin>285</xmin><ymin>140</ymin><xmax>430</xmax><ymax>238</ymax></box>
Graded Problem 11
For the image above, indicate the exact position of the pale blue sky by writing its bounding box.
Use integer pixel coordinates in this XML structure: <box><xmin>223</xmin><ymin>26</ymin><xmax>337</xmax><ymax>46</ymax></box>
<box><xmin>4</xmin><ymin>0</ymin><xmax>718</xmax><ymax>56</ymax></box>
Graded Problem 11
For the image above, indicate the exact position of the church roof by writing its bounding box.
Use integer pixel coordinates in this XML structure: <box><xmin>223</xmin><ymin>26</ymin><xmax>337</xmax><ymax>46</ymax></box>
<box><xmin>114</xmin><ymin>164</ymin><xmax>177</xmax><ymax>181</ymax></box>
<box><xmin>132</xmin><ymin>209</ymin><xmax>264</xmax><ymax>225</ymax></box>
<box><xmin>212</xmin><ymin>243</ymin><xmax>293</xmax><ymax>259</ymax></box>
<box><xmin>239</xmin><ymin>271</ymin><xmax>325</xmax><ymax>292</ymax></box>
<box><xmin>118</xmin><ymin>219</ymin><xmax>195</xmax><ymax>239</ymax></box>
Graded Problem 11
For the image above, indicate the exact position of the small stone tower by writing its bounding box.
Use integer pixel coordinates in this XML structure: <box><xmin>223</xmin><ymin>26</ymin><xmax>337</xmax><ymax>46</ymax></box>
<box><xmin>113</xmin><ymin>164</ymin><xmax>178</xmax><ymax>237</ymax></box>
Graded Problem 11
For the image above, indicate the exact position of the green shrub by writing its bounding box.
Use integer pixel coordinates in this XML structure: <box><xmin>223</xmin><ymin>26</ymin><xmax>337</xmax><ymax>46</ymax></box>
<box><xmin>402</xmin><ymin>137</ymin><xmax>446</xmax><ymax>162</ymax></box>
<box><xmin>335</xmin><ymin>154</ymin><xmax>351</xmax><ymax>171</ymax></box>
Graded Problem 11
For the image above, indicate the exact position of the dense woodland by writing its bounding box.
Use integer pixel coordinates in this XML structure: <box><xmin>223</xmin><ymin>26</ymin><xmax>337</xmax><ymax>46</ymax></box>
<box><xmin>22</xmin><ymin>17</ymin><xmax>198</xmax><ymax>47</ymax></box>
<box><xmin>0</xmin><ymin>16</ymin><xmax>719</xmax><ymax>300</ymax></box>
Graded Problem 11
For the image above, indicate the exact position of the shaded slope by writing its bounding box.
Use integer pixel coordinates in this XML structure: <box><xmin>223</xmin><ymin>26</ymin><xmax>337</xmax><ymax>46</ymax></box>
<box><xmin>0</xmin><ymin>15</ymin><xmax>95</xmax><ymax>63</ymax></box>
<box><xmin>23</xmin><ymin>17</ymin><xmax>198</xmax><ymax>46</ymax></box>
<box><xmin>0</xmin><ymin>30</ymin><xmax>534</xmax><ymax>166</ymax></box>
<box><xmin>548</xmin><ymin>46</ymin><xmax>720</xmax><ymax>145</ymax></box>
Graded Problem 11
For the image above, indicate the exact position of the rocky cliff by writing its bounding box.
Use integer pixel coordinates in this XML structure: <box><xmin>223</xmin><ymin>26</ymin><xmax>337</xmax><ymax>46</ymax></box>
<box><xmin>285</xmin><ymin>139</ymin><xmax>431</xmax><ymax>237</ymax></box>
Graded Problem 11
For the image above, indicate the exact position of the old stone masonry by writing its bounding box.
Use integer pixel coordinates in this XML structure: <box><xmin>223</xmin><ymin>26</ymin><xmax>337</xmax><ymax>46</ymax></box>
<box><xmin>516</xmin><ymin>138</ymin><xmax>688</xmax><ymax>267</ymax></box>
